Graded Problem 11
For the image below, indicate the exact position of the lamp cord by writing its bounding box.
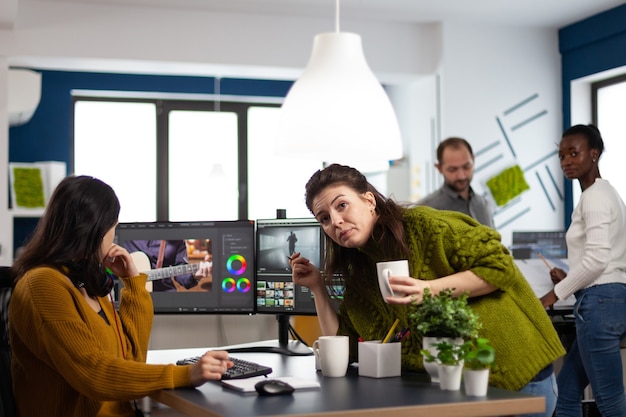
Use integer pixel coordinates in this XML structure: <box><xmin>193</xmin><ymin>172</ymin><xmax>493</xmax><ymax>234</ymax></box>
<box><xmin>335</xmin><ymin>0</ymin><xmax>340</xmax><ymax>32</ymax></box>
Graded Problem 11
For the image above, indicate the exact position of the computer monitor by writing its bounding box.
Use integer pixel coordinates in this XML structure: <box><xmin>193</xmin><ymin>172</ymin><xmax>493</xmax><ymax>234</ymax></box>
<box><xmin>510</xmin><ymin>230</ymin><xmax>567</xmax><ymax>261</ymax></box>
<box><xmin>255</xmin><ymin>217</ymin><xmax>327</xmax><ymax>316</ymax></box>
<box><xmin>114</xmin><ymin>220</ymin><xmax>256</xmax><ymax>314</ymax></box>
<box><xmin>251</xmin><ymin>217</ymin><xmax>334</xmax><ymax>355</ymax></box>
<box><xmin>510</xmin><ymin>230</ymin><xmax>574</xmax><ymax>309</ymax></box>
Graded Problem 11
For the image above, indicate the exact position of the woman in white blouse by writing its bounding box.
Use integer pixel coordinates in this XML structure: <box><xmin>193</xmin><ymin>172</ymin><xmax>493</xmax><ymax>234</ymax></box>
<box><xmin>541</xmin><ymin>124</ymin><xmax>626</xmax><ymax>417</ymax></box>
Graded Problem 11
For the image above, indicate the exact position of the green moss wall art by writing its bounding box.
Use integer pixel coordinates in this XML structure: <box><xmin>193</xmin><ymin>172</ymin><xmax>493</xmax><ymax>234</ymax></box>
<box><xmin>9</xmin><ymin>161</ymin><xmax>67</xmax><ymax>210</ymax></box>
<box><xmin>11</xmin><ymin>166</ymin><xmax>46</xmax><ymax>208</ymax></box>
<box><xmin>485</xmin><ymin>165</ymin><xmax>529</xmax><ymax>206</ymax></box>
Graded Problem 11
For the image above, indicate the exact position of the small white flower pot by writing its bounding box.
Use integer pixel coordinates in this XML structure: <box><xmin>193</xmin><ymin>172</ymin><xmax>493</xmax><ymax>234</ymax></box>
<box><xmin>463</xmin><ymin>368</ymin><xmax>490</xmax><ymax>396</ymax></box>
<box><xmin>438</xmin><ymin>363</ymin><xmax>463</xmax><ymax>390</ymax></box>
<box><xmin>422</xmin><ymin>336</ymin><xmax>463</xmax><ymax>383</ymax></box>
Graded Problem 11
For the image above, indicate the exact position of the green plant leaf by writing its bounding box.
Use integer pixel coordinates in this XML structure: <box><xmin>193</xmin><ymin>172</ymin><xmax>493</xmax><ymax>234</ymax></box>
<box><xmin>421</xmin><ymin>340</ymin><xmax>465</xmax><ymax>365</ymax></box>
<box><xmin>407</xmin><ymin>288</ymin><xmax>481</xmax><ymax>339</ymax></box>
<box><xmin>461</xmin><ymin>337</ymin><xmax>495</xmax><ymax>370</ymax></box>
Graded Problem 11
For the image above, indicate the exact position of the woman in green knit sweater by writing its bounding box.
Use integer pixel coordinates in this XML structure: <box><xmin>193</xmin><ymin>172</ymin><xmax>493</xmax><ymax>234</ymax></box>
<box><xmin>290</xmin><ymin>164</ymin><xmax>564</xmax><ymax>417</ymax></box>
<box><xmin>9</xmin><ymin>176</ymin><xmax>233</xmax><ymax>417</ymax></box>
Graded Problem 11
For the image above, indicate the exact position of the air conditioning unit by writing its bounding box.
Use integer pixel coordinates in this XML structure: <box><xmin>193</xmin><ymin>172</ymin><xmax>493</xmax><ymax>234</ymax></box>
<box><xmin>8</xmin><ymin>68</ymin><xmax>42</xmax><ymax>127</ymax></box>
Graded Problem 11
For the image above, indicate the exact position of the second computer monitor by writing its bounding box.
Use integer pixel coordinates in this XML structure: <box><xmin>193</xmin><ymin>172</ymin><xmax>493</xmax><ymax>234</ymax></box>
<box><xmin>255</xmin><ymin>218</ymin><xmax>326</xmax><ymax>315</ymax></box>
<box><xmin>511</xmin><ymin>230</ymin><xmax>567</xmax><ymax>261</ymax></box>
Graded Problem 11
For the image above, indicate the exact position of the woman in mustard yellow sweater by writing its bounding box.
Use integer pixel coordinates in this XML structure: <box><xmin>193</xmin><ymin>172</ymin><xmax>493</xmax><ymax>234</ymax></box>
<box><xmin>9</xmin><ymin>175</ymin><xmax>232</xmax><ymax>417</ymax></box>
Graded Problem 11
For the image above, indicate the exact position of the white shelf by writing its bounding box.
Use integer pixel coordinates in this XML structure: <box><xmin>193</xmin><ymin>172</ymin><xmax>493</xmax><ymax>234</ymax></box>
<box><xmin>9</xmin><ymin>208</ymin><xmax>45</xmax><ymax>218</ymax></box>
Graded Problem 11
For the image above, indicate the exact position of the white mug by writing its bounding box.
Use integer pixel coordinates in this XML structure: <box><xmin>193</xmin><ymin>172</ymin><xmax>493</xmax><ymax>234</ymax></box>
<box><xmin>312</xmin><ymin>335</ymin><xmax>349</xmax><ymax>377</ymax></box>
<box><xmin>376</xmin><ymin>260</ymin><xmax>409</xmax><ymax>301</ymax></box>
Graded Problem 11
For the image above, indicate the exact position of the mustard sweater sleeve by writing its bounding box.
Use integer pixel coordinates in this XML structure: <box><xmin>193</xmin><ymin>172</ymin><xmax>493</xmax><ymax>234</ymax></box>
<box><xmin>10</xmin><ymin>267</ymin><xmax>192</xmax><ymax>417</ymax></box>
<box><xmin>107</xmin><ymin>273</ymin><xmax>153</xmax><ymax>364</ymax></box>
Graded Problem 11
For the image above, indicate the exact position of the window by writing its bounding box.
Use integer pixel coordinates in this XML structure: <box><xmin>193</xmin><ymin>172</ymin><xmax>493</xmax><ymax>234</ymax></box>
<box><xmin>74</xmin><ymin>100</ymin><xmax>157</xmax><ymax>222</ymax></box>
<box><xmin>590</xmin><ymin>74</ymin><xmax>626</xmax><ymax>203</ymax></box>
<box><xmin>73</xmin><ymin>97</ymin><xmax>322</xmax><ymax>222</ymax></box>
<box><xmin>247</xmin><ymin>106</ymin><xmax>322</xmax><ymax>220</ymax></box>
<box><xmin>167</xmin><ymin>109</ymin><xmax>239</xmax><ymax>221</ymax></box>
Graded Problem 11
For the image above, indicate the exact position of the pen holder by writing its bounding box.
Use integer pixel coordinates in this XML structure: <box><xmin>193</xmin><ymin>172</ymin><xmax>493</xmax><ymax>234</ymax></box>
<box><xmin>358</xmin><ymin>340</ymin><xmax>401</xmax><ymax>378</ymax></box>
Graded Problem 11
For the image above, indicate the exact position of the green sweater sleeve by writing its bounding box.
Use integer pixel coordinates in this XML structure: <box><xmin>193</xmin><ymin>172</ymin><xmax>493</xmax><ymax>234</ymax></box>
<box><xmin>404</xmin><ymin>207</ymin><xmax>565</xmax><ymax>390</ymax></box>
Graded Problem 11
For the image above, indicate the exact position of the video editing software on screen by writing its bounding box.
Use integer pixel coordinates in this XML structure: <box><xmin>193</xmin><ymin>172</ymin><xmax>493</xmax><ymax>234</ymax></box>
<box><xmin>114</xmin><ymin>221</ymin><xmax>255</xmax><ymax>314</ymax></box>
<box><xmin>255</xmin><ymin>218</ymin><xmax>327</xmax><ymax>315</ymax></box>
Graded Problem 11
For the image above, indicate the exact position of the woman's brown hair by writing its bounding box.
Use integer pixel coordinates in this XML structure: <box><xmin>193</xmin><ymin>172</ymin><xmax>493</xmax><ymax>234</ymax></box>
<box><xmin>305</xmin><ymin>164</ymin><xmax>409</xmax><ymax>287</ymax></box>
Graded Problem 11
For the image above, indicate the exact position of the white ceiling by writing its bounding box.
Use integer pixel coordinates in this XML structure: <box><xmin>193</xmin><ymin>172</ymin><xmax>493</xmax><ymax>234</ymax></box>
<box><xmin>27</xmin><ymin>0</ymin><xmax>626</xmax><ymax>28</ymax></box>
<box><xmin>4</xmin><ymin>0</ymin><xmax>624</xmax><ymax>78</ymax></box>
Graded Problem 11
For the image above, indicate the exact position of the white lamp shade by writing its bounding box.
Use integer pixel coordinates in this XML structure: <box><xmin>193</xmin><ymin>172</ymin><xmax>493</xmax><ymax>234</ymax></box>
<box><xmin>276</xmin><ymin>32</ymin><xmax>403</xmax><ymax>163</ymax></box>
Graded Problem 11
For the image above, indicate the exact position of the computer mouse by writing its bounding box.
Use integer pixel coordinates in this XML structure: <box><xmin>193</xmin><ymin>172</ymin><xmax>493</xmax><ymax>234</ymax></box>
<box><xmin>254</xmin><ymin>379</ymin><xmax>295</xmax><ymax>396</ymax></box>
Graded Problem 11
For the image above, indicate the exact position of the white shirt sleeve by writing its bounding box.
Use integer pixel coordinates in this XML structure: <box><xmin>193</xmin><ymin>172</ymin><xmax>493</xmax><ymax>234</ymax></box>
<box><xmin>555</xmin><ymin>179</ymin><xmax>626</xmax><ymax>300</ymax></box>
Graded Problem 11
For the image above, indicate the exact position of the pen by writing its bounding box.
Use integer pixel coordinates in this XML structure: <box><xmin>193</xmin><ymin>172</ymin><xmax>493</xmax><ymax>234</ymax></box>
<box><xmin>537</xmin><ymin>252</ymin><xmax>552</xmax><ymax>270</ymax></box>
<box><xmin>382</xmin><ymin>318</ymin><xmax>400</xmax><ymax>344</ymax></box>
<box><xmin>389</xmin><ymin>327</ymin><xmax>409</xmax><ymax>343</ymax></box>
<box><xmin>398</xmin><ymin>329</ymin><xmax>411</xmax><ymax>342</ymax></box>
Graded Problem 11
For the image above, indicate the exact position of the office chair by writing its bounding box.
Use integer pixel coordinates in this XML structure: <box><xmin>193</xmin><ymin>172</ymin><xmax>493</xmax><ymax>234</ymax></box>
<box><xmin>0</xmin><ymin>266</ymin><xmax>16</xmax><ymax>417</ymax></box>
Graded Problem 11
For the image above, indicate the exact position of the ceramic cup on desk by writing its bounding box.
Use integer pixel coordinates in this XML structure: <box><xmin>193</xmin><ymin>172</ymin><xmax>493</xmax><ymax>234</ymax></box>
<box><xmin>376</xmin><ymin>260</ymin><xmax>409</xmax><ymax>301</ymax></box>
<box><xmin>312</xmin><ymin>335</ymin><xmax>349</xmax><ymax>377</ymax></box>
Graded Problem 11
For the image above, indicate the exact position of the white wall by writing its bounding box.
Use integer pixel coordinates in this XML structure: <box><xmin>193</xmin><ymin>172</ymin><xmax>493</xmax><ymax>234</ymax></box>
<box><xmin>3</xmin><ymin>0</ymin><xmax>432</xmax><ymax>82</ymax></box>
<box><xmin>0</xmin><ymin>60</ymin><xmax>9</xmax><ymax>267</ymax></box>
<box><xmin>437</xmin><ymin>22</ymin><xmax>563</xmax><ymax>246</ymax></box>
<box><xmin>1</xmin><ymin>1</ymin><xmax>567</xmax><ymax>346</ymax></box>
<box><xmin>148</xmin><ymin>314</ymin><xmax>279</xmax><ymax>350</ymax></box>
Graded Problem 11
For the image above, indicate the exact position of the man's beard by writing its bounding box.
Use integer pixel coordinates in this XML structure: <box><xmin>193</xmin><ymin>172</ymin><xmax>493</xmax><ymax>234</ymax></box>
<box><xmin>448</xmin><ymin>179</ymin><xmax>470</xmax><ymax>193</ymax></box>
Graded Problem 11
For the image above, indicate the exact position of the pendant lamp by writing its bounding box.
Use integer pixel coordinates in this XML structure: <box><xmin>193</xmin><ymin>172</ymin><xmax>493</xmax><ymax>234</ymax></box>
<box><xmin>275</xmin><ymin>1</ymin><xmax>403</xmax><ymax>165</ymax></box>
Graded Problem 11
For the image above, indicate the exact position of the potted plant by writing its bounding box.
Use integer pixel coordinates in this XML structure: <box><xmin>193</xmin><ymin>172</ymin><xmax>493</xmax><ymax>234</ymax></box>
<box><xmin>462</xmin><ymin>337</ymin><xmax>495</xmax><ymax>370</ymax></box>
<box><xmin>421</xmin><ymin>340</ymin><xmax>465</xmax><ymax>390</ymax></box>
<box><xmin>461</xmin><ymin>337</ymin><xmax>495</xmax><ymax>396</ymax></box>
<box><xmin>407</xmin><ymin>287</ymin><xmax>481</xmax><ymax>383</ymax></box>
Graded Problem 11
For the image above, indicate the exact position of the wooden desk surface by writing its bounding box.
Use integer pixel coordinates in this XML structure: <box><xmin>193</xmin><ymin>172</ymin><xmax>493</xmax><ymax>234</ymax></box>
<box><xmin>148</xmin><ymin>343</ymin><xmax>545</xmax><ymax>417</ymax></box>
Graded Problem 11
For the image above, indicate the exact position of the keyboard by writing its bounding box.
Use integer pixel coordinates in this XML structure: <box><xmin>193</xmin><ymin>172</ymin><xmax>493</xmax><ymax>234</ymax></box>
<box><xmin>176</xmin><ymin>355</ymin><xmax>273</xmax><ymax>380</ymax></box>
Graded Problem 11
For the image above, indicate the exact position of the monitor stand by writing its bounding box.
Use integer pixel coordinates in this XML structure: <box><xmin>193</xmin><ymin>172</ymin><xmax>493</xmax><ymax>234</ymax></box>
<box><xmin>226</xmin><ymin>314</ymin><xmax>313</xmax><ymax>356</ymax></box>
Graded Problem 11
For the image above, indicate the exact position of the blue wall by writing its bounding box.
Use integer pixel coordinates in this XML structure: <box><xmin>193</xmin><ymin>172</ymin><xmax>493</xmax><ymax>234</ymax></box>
<box><xmin>9</xmin><ymin>70</ymin><xmax>292</xmax><ymax>164</ymax></box>
<box><xmin>559</xmin><ymin>3</ymin><xmax>626</xmax><ymax>228</ymax></box>
<box><xmin>9</xmin><ymin>70</ymin><xmax>292</xmax><ymax>250</ymax></box>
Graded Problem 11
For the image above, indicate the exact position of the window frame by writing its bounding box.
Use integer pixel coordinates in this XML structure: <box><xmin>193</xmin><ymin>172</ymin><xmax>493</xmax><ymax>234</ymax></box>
<box><xmin>72</xmin><ymin>95</ymin><xmax>281</xmax><ymax>221</ymax></box>
<box><xmin>591</xmin><ymin>72</ymin><xmax>626</xmax><ymax>125</ymax></box>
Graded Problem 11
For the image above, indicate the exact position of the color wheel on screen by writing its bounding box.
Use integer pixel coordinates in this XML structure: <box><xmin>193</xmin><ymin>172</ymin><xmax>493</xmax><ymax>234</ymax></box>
<box><xmin>226</xmin><ymin>254</ymin><xmax>247</xmax><ymax>275</ymax></box>
<box><xmin>236</xmin><ymin>278</ymin><xmax>251</xmax><ymax>293</ymax></box>
<box><xmin>221</xmin><ymin>278</ymin><xmax>236</xmax><ymax>293</ymax></box>
<box><xmin>221</xmin><ymin>277</ymin><xmax>250</xmax><ymax>293</ymax></box>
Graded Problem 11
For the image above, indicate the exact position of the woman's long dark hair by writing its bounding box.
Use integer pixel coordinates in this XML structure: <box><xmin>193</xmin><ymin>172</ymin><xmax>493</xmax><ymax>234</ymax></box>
<box><xmin>305</xmin><ymin>164</ymin><xmax>409</xmax><ymax>287</ymax></box>
<box><xmin>11</xmin><ymin>175</ymin><xmax>120</xmax><ymax>295</ymax></box>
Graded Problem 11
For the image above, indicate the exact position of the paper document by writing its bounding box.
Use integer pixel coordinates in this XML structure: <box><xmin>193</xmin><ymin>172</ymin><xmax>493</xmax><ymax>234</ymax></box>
<box><xmin>514</xmin><ymin>258</ymin><xmax>575</xmax><ymax>308</ymax></box>
<box><xmin>221</xmin><ymin>376</ymin><xmax>320</xmax><ymax>393</ymax></box>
